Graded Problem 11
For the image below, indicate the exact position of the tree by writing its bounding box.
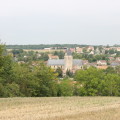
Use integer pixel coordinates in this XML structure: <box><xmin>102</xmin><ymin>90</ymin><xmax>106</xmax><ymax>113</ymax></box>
<box><xmin>0</xmin><ymin>44</ymin><xmax>14</xmax><ymax>84</ymax></box>
<box><xmin>39</xmin><ymin>53</ymin><xmax>49</xmax><ymax>61</ymax></box>
<box><xmin>33</xmin><ymin>63</ymin><xmax>58</xmax><ymax>96</ymax></box>
<box><xmin>105</xmin><ymin>66</ymin><xmax>116</xmax><ymax>74</ymax></box>
<box><xmin>12</xmin><ymin>49</ymin><xmax>23</xmax><ymax>56</ymax></box>
<box><xmin>11</xmin><ymin>63</ymin><xmax>35</xmax><ymax>96</ymax></box>
<box><xmin>74</xmin><ymin>67</ymin><xmax>105</xmax><ymax>96</ymax></box>
<box><xmin>57</xmin><ymin>79</ymin><xmax>74</xmax><ymax>96</ymax></box>
<box><xmin>104</xmin><ymin>74</ymin><xmax>120</xmax><ymax>96</ymax></box>
<box><xmin>4</xmin><ymin>83</ymin><xmax>21</xmax><ymax>97</ymax></box>
<box><xmin>83</xmin><ymin>48</ymin><xmax>87</xmax><ymax>53</ymax></box>
<box><xmin>54</xmin><ymin>51</ymin><xmax>65</xmax><ymax>59</ymax></box>
<box><xmin>0</xmin><ymin>83</ymin><xmax>4</xmax><ymax>97</ymax></box>
<box><xmin>66</xmin><ymin>69</ymin><xmax>73</xmax><ymax>77</ymax></box>
<box><xmin>55</xmin><ymin>67</ymin><xmax>63</xmax><ymax>78</ymax></box>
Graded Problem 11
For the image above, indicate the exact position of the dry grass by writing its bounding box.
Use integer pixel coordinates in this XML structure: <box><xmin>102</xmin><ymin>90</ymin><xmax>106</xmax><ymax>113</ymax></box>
<box><xmin>7</xmin><ymin>49</ymin><xmax>65</xmax><ymax>53</ymax></box>
<box><xmin>0</xmin><ymin>97</ymin><xmax>120</xmax><ymax>120</ymax></box>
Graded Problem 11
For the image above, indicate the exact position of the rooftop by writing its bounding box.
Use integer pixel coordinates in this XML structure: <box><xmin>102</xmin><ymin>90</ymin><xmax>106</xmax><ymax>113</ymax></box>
<box><xmin>47</xmin><ymin>59</ymin><xmax>83</xmax><ymax>66</ymax></box>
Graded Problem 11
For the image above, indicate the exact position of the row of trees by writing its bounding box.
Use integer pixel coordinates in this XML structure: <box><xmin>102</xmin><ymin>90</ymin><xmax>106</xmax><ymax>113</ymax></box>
<box><xmin>0</xmin><ymin>44</ymin><xmax>120</xmax><ymax>97</ymax></box>
<box><xmin>6</xmin><ymin>44</ymin><xmax>87</xmax><ymax>49</ymax></box>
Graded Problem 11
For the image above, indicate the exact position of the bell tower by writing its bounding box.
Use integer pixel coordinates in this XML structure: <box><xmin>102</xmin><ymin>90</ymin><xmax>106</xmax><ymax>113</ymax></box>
<box><xmin>64</xmin><ymin>49</ymin><xmax>73</xmax><ymax>72</ymax></box>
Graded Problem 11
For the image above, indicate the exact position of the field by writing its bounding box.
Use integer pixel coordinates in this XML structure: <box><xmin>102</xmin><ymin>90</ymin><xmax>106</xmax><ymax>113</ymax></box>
<box><xmin>7</xmin><ymin>49</ymin><xmax>65</xmax><ymax>53</ymax></box>
<box><xmin>0</xmin><ymin>97</ymin><xmax>120</xmax><ymax>120</ymax></box>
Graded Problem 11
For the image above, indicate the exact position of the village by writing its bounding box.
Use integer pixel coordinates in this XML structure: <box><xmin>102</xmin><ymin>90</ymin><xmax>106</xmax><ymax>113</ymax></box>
<box><xmin>8</xmin><ymin>45</ymin><xmax>120</xmax><ymax>74</ymax></box>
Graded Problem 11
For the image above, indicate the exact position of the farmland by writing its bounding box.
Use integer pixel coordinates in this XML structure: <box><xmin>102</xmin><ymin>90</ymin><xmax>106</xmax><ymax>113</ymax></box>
<box><xmin>0</xmin><ymin>97</ymin><xmax>120</xmax><ymax>120</ymax></box>
<box><xmin>7</xmin><ymin>49</ymin><xmax>65</xmax><ymax>53</ymax></box>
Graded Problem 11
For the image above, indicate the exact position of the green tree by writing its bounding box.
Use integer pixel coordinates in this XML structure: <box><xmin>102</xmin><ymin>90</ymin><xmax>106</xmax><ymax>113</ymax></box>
<box><xmin>34</xmin><ymin>63</ymin><xmax>58</xmax><ymax>96</ymax></box>
<box><xmin>4</xmin><ymin>83</ymin><xmax>21</xmax><ymax>97</ymax></box>
<box><xmin>57</xmin><ymin>79</ymin><xmax>74</xmax><ymax>96</ymax></box>
<box><xmin>104</xmin><ymin>74</ymin><xmax>120</xmax><ymax>96</ymax></box>
<box><xmin>74</xmin><ymin>67</ymin><xmax>105</xmax><ymax>96</ymax></box>
<box><xmin>55</xmin><ymin>67</ymin><xmax>63</xmax><ymax>78</ymax></box>
<box><xmin>66</xmin><ymin>69</ymin><xmax>73</xmax><ymax>77</ymax></box>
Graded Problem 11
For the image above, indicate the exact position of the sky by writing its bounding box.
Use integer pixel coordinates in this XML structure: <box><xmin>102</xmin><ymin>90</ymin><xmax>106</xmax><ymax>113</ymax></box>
<box><xmin>0</xmin><ymin>0</ymin><xmax>120</xmax><ymax>45</ymax></box>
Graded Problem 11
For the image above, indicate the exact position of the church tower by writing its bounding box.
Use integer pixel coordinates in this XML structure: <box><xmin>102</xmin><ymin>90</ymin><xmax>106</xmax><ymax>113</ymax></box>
<box><xmin>64</xmin><ymin>49</ymin><xmax>73</xmax><ymax>72</ymax></box>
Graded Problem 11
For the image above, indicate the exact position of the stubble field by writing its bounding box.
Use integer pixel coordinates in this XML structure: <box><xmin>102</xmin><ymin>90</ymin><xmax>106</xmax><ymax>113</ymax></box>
<box><xmin>0</xmin><ymin>97</ymin><xmax>120</xmax><ymax>120</ymax></box>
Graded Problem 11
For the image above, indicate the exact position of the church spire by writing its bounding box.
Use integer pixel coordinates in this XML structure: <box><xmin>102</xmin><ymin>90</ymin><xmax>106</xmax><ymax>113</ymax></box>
<box><xmin>66</xmin><ymin>48</ymin><xmax>72</xmax><ymax>56</ymax></box>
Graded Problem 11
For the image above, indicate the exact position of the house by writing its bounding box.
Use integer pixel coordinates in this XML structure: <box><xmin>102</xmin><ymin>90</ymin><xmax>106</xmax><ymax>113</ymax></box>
<box><xmin>89</xmin><ymin>51</ymin><xmax>94</xmax><ymax>55</ymax></box>
<box><xmin>97</xmin><ymin>66</ymin><xmax>108</xmax><ymax>70</ymax></box>
<box><xmin>75</xmin><ymin>47</ymin><xmax>83</xmax><ymax>53</ymax></box>
<box><xmin>97</xmin><ymin>60</ymin><xmax>107</xmax><ymax>66</ymax></box>
<box><xmin>95</xmin><ymin>48</ymin><xmax>100</xmax><ymax>55</ymax></box>
<box><xmin>116</xmin><ymin>47</ymin><xmax>120</xmax><ymax>52</ymax></box>
<box><xmin>104</xmin><ymin>48</ymin><xmax>111</xmax><ymax>51</ymax></box>
<box><xmin>111</xmin><ymin>53</ymin><xmax>116</xmax><ymax>57</ymax></box>
<box><xmin>88</xmin><ymin>62</ymin><xmax>97</xmax><ymax>68</ymax></box>
<box><xmin>83</xmin><ymin>60</ymin><xmax>89</xmax><ymax>65</ymax></box>
<box><xmin>70</xmin><ymin>48</ymin><xmax>75</xmax><ymax>53</ymax></box>
<box><xmin>44</xmin><ymin>48</ymin><xmax>51</xmax><ymax>52</ymax></box>
<box><xmin>101</xmin><ymin>49</ymin><xmax>105</xmax><ymax>54</ymax></box>
<box><xmin>48</xmin><ymin>54</ymin><xmax>59</xmax><ymax>59</ymax></box>
<box><xmin>24</xmin><ymin>55</ymin><xmax>28</xmax><ymax>58</ymax></box>
<box><xmin>108</xmin><ymin>57</ymin><xmax>115</xmax><ymax>61</ymax></box>
<box><xmin>110</xmin><ymin>61</ymin><xmax>120</xmax><ymax>67</ymax></box>
<box><xmin>47</xmin><ymin>49</ymin><xmax>84</xmax><ymax>74</ymax></box>
<box><xmin>116</xmin><ymin>57</ymin><xmax>120</xmax><ymax>61</ymax></box>
<box><xmin>87</xmin><ymin>46</ymin><xmax>94</xmax><ymax>52</ymax></box>
<box><xmin>36</xmin><ymin>53</ymin><xmax>41</xmax><ymax>58</ymax></box>
<box><xmin>18</xmin><ymin>61</ymin><xmax>25</xmax><ymax>64</ymax></box>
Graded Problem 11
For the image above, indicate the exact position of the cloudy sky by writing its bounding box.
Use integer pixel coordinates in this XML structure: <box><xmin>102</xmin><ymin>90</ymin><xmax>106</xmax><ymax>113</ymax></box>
<box><xmin>0</xmin><ymin>0</ymin><xmax>120</xmax><ymax>45</ymax></box>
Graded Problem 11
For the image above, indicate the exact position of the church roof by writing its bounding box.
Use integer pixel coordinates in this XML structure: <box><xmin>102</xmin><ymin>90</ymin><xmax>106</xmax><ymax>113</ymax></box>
<box><xmin>111</xmin><ymin>62</ymin><xmax>120</xmax><ymax>66</ymax></box>
<box><xmin>47</xmin><ymin>59</ymin><xmax>83</xmax><ymax>66</ymax></box>
<box><xmin>73</xmin><ymin>59</ymin><xmax>83</xmax><ymax>66</ymax></box>
<box><xmin>47</xmin><ymin>59</ymin><xmax>64</xmax><ymax>65</ymax></box>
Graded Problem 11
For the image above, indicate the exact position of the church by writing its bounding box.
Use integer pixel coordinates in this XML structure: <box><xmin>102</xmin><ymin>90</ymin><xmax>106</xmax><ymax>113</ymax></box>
<box><xmin>47</xmin><ymin>49</ymin><xmax>84</xmax><ymax>74</ymax></box>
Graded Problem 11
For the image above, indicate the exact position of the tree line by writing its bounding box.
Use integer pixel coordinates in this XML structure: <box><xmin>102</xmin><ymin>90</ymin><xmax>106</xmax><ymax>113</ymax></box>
<box><xmin>6</xmin><ymin>44</ymin><xmax>87</xmax><ymax>49</ymax></box>
<box><xmin>0</xmin><ymin>44</ymin><xmax>120</xmax><ymax>97</ymax></box>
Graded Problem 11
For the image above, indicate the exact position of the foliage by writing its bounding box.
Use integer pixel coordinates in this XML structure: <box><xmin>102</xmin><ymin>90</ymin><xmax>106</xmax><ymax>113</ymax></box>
<box><xmin>1</xmin><ymin>44</ymin><xmax>120</xmax><ymax>97</ymax></box>
<box><xmin>6</xmin><ymin>44</ymin><xmax>89</xmax><ymax>49</ymax></box>
<box><xmin>33</xmin><ymin>63</ymin><xmax>58</xmax><ymax>97</ymax></box>
<box><xmin>66</xmin><ymin>69</ymin><xmax>73</xmax><ymax>77</ymax></box>
<box><xmin>74</xmin><ymin>67</ymin><xmax>120</xmax><ymax>96</ymax></box>
<box><xmin>55</xmin><ymin>67</ymin><xmax>63</xmax><ymax>78</ymax></box>
<box><xmin>57</xmin><ymin>79</ymin><xmax>74</xmax><ymax>96</ymax></box>
<box><xmin>53</xmin><ymin>51</ymin><xmax>65</xmax><ymax>59</ymax></box>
